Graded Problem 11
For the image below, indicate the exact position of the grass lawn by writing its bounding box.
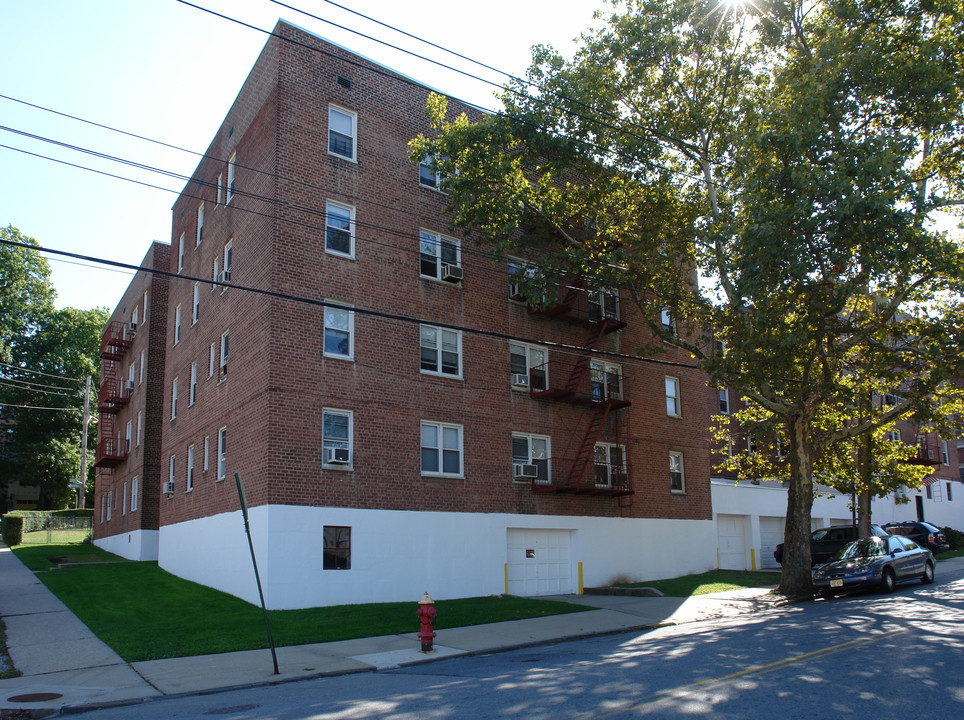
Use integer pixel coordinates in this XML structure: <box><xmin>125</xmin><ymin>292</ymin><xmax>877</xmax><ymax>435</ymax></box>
<box><xmin>938</xmin><ymin>549</ymin><xmax>964</xmax><ymax>560</ymax></box>
<box><xmin>12</xmin><ymin>545</ymin><xmax>590</xmax><ymax>663</ymax></box>
<box><xmin>12</xmin><ymin>543</ymin><xmax>128</xmax><ymax>571</ymax></box>
<box><xmin>618</xmin><ymin>570</ymin><xmax>781</xmax><ymax>597</ymax></box>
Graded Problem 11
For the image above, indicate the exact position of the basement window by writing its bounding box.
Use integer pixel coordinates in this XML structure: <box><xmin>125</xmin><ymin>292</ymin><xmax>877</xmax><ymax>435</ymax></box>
<box><xmin>323</xmin><ymin>526</ymin><xmax>351</xmax><ymax>570</ymax></box>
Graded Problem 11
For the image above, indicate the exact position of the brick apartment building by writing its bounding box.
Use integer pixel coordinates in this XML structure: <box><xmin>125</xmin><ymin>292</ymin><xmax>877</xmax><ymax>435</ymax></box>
<box><xmin>93</xmin><ymin>21</ymin><xmax>720</xmax><ymax>609</ymax></box>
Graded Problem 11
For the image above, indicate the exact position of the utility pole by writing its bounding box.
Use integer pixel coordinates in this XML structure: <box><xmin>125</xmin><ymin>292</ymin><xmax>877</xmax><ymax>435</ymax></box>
<box><xmin>77</xmin><ymin>375</ymin><xmax>91</xmax><ymax>509</ymax></box>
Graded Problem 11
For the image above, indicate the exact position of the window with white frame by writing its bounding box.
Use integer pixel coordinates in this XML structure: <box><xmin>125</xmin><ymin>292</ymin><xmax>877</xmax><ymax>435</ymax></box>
<box><xmin>203</xmin><ymin>435</ymin><xmax>209</xmax><ymax>472</ymax></box>
<box><xmin>217</xmin><ymin>173</ymin><xmax>223</xmax><ymax>205</ymax></box>
<box><xmin>189</xmin><ymin>362</ymin><xmax>197</xmax><ymax>405</ymax></box>
<box><xmin>325</xmin><ymin>201</ymin><xmax>354</xmax><ymax>257</ymax></box>
<box><xmin>125</xmin><ymin>420</ymin><xmax>132</xmax><ymax>452</ymax></box>
<box><xmin>143</xmin><ymin>290</ymin><xmax>148</xmax><ymax>322</ymax></box>
<box><xmin>217</xmin><ymin>426</ymin><xmax>227</xmax><ymax>480</ymax></box>
<box><xmin>131</xmin><ymin>306</ymin><xmax>138</xmax><ymax>331</ymax></box>
<box><xmin>131</xmin><ymin>476</ymin><xmax>138</xmax><ymax>512</ymax></box>
<box><xmin>941</xmin><ymin>439</ymin><xmax>949</xmax><ymax>465</ymax></box>
<box><xmin>128</xmin><ymin>362</ymin><xmax>135</xmax><ymax>390</ymax></box>
<box><xmin>171</xmin><ymin>377</ymin><xmax>178</xmax><ymax>420</ymax></box>
<box><xmin>106</xmin><ymin>490</ymin><xmax>111</xmax><ymax>521</ymax></box>
<box><xmin>187</xmin><ymin>445</ymin><xmax>195</xmax><ymax>491</ymax></box>
<box><xmin>660</xmin><ymin>308</ymin><xmax>676</xmax><ymax>334</ymax></box>
<box><xmin>948</xmin><ymin>483</ymin><xmax>953</xmax><ymax>502</ymax></box>
<box><xmin>177</xmin><ymin>233</ymin><xmax>185</xmax><ymax>272</ymax></box>
<box><xmin>192</xmin><ymin>282</ymin><xmax>200</xmax><ymax>324</ymax></box>
<box><xmin>419</xmin><ymin>230</ymin><xmax>460</xmax><ymax>281</ymax></box>
<box><xmin>420</xmin><ymin>421</ymin><xmax>463</xmax><ymax>477</ymax></box>
<box><xmin>588</xmin><ymin>289</ymin><xmax>619</xmax><ymax>322</ymax></box>
<box><xmin>669</xmin><ymin>451</ymin><xmax>685</xmax><ymax>493</ymax></box>
<box><xmin>139</xmin><ymin>349</ymin><xmax>145</xmax><ymax>384</ymax></box>
<box><xmin>747</xmin><ymin>435</ymin><xmax>758</xmax><ymax>453</ymax></box>
<box><xmin>507</xmin><ymin>257</ymin><xmax>531</xmax><ymax>301</ymax></box>
<box><xmin>196</xmin><ymin>203</ymin><xmax>204</xmax><ymax>246</ymax></box>
<box><xmin>137</xmin><ymin>411</ymin><xmax>142</xmax><ymax>447</ymax></box>
<box><xmin>509</xmin><ymin>342</ymin><xmax>547</xmax><ymax>391</ymax></box>
<box><xmin>222</xmin><ymin>240</ymin><xmax>233</xmax><ymax>284</ymax></box>
<box><xmin>593</xmin><ymin>443</ymin><xmax>626</xmax><ymax>487</ymax></box>
<box><xmin>169</xmin><ymin>455</ymin><xmax>176</xmax><ymax>492</ymax></box>
<box><xmin>322</xmin><ymin>409</ymin><xmax>353</xmax><ymax>467</ymax></box>
<box><xmin>174</xmin><ymin>304</ymin><xmax>181</xmax><ymax>345</ymax></box>
<box><xmin>227</xmin><ymin>152</ymin><xmax>236</xmax><ymax>204</ymax></box>
<box><xmin>209</xmin><ymin>342</ymin><xmax>216</xmax><ymax>378</ymax></box>
<box><xmin>420</xmin><ymin>325</ymin><xmax>461</xmax><ymax>377</ymax></box>
<box><xmin>590</xmin><ymin>360</ymin><xmax>622</xmax><ymax>401</ymax></box>
<box><xmin>718</xmin><ymin>388</ymin><xmax>729</xmax><ymax>414</ymax></box>
<box><xmin>418</xmin><ymin>154</ymin><xmax>447</xmax><ymax>190</ymax></box>
<box><xmin>219</xmin><ymin>331</ymin><xmax>229</xmax><ymax>379</ymax></box>
<box><xmin>324</xmin><ymin>305</ymin><xmax>354</xmax><ymax>359</ymax></box>
<box><xmin>212</xmin><ymin>256</ymin><xmax>220</xmax><ymax>292</ymax></box>
<box><xmin>886</xmin><ymin>429</ymin><xmax>901</xmax><ymax>442</ymax></box>
<box><xmin>122</xmin><ymin>482</ymin><xmax>127</xmax><ymax>515</ymax></box>
<box><xmin>511</xmin><ymin>433</ymin><xmax>550</xmax><ymax>484</ymax></box>
<box><xmin>328</xmin><ymin>105</ymin><xmax>357</xmax><ymax>160</ymax></box>
<box><xmin>665</xmin><ymin>376</ymin><xmax>681</xmax><ymax>417</ymax></box>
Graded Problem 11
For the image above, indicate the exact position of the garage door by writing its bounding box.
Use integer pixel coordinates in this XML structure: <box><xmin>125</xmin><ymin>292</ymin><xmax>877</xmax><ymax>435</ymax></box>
<box><xmin>506</xmin><ymin>529</ymin><xmax>574</xmax><ymax>596</ymax></box>
<box><xmin>717</xmin><ymin>514</ymin><xmax>747</xmax><ymax>570</ymax></box>
<box><xmin>760</xmin><ymin>516</ymin><xmax>785</xmax><ymax>570</ymax></box>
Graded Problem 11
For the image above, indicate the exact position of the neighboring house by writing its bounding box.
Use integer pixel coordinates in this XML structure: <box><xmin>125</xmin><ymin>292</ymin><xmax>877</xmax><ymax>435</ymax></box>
<box><xmin>92</xmin><ymin>242</ymin><xmax>170</xmax><ymax>560</ymax></box>
<box><xmin>92</xmin><ymin>22</ymin><xmax>719</xmax><ymax>609</ymax></box>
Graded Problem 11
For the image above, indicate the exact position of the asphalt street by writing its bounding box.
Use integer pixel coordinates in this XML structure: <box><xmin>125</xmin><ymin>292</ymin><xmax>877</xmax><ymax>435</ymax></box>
<box><xmin>79</xmin><ymin>563</ymin><xmax>964</xmax><ymax>720</ymax></box>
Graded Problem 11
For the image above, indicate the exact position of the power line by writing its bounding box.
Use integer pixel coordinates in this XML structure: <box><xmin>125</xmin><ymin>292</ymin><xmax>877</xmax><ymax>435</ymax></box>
<box><xmin>0</xmin><ymin>402</ymin><xmax>80</xmax><ymax>412</ymax></box>
<box><xmin>0</xmin><ymin>379</ymin><xmax>83</xmax><ymax>397</ymax></box>
<box><xmin>0</xmin><ymin>361</ymin><xmax>85</xmax><ymax>383</ymax></box>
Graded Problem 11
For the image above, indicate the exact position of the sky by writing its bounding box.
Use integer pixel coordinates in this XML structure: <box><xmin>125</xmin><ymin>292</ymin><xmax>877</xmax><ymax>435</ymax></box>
<box><xmin>0</xmin><ymin>0</ymin><xmax>604</xmax><ymax>312</ymax></box>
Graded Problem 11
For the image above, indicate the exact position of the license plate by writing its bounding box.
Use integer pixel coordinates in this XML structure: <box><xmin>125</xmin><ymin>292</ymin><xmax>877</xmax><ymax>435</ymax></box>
<box><xmin>830</xmin><ymin>579</ymin><xmax>843</xmax><ymax>588</ymax></box>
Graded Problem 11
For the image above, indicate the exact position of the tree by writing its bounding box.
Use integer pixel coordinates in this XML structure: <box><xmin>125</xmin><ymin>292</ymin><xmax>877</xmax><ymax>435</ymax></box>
<box><xmin>0</xmin><ymin>226</ymin><xmax>107</xmax><ymax>509</ymax></box>
<box><xmin>413</xmin><ymin>0</ymin><xmax>964</xmax><ymax>595</ymax></box>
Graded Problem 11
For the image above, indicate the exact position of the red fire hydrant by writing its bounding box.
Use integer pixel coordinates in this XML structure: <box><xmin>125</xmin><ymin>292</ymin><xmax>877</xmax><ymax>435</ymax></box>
<box><xmin>416</xmin><ymin>592</ymin><xmax>437</xmax><ymax>652</ymax></box>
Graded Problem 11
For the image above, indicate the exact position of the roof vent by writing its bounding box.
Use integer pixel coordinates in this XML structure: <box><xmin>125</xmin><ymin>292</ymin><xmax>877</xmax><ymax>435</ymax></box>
<box><xmin>336</xmin><ymin>75</ymin><xmax>352</xmax><ymax>90</ymax></box>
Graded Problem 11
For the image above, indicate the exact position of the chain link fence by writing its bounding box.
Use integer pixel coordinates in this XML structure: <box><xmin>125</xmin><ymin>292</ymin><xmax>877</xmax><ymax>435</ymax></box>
<box><xmin>19</xmin><ymin>515</ymin><xmax>93</xmax><ymax>545</ymax></box>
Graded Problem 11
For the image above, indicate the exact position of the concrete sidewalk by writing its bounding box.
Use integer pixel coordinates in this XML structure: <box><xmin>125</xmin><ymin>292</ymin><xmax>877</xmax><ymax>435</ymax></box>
<box><xmin>0</xmin><ymin>543</ymin><xmax>795</xmax><ymax>716</ymax></box>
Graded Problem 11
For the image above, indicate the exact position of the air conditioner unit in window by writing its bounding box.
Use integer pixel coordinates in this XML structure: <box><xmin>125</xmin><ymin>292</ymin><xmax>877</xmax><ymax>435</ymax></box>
<box><xmin>125</xmin><ymin>380</ymin><xmax>135</xmax><ymax>392</ymax></box>
<box><xmin>511</xmin><ymin>373</ymin><xmax>529</xmax><ymax>388</ymax></box>
<box><xmin>508</xmin><ymin>282</ymin><xmax>525</xmax><ymax>301</ymax></box>
<box><xmin>219</xmin><ymin>363</ymin><xmax>228</xmax><ymax>379</ymax></box>
<box><xmin>163</xmin><ymin>481</ymin><xmax>174</xmax><ymax>494</ymax></box>
<box><xmin>128</xmin><ymin>322</ymin><xmax>137</xmax><ymax>333</ymax></box>
<box><xmin>441</xmin><ymin>264</ymin><xmax>463</xmax><ymax>282</ymax></box>
<box><xmin>325</xmin><ymin>447</ymin><xmax>350</xmax><ymax>465</ymax></box>
<box><xmin>513</xmin><ymin>463</ymin><xmax>539</xmax><ymax>479</ymax></box>
<box><xmin>219</xmin><ymin>269</ymin><xmax>231</xmax><ymax>284</ymax></box>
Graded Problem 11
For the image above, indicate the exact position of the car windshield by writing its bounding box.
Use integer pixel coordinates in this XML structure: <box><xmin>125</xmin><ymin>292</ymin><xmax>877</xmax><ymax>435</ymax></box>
<box><xmin>835</xmin><ymin>537</ymin><xmax>886</xmax><ymax>560</ymax></box>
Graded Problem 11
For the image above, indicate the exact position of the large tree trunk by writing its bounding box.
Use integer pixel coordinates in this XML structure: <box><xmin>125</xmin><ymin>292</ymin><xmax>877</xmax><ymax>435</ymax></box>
<box><xmin>780</xmin><ymin>415</ymin><xmax>815</xmax><ymax>597</ymax></box>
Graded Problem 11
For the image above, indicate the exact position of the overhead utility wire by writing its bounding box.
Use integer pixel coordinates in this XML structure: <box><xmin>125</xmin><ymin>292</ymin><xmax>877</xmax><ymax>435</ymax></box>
<box><xmin>0</xmin><ymin>378</ymin><xmax>82</xmax><ymax>396</ymax></box>
<box><xmin>0</xmin><ymin>360</ymin><xmax>85</xmax><ymax>383</ymax></box>
<box><xmin>0</xmin><ymin>402</ymin><xmax>80</xmax><ymax>412</ymax></box>
<box><xmin>0</xmin><ymin>236</ymin><xmax>699</xmax><ymax>371</ymax></box>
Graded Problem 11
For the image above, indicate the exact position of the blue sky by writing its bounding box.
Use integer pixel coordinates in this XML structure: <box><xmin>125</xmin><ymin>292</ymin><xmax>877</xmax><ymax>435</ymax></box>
<box><xmin>0</xmin><ymin>0</ymin><xmax>601</xmax><ymax>311</ymax></box>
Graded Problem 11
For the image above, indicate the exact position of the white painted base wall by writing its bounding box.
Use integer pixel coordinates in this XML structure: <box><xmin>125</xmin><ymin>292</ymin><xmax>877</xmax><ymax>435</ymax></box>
<box><xmin>94</xmin><ymin>529</ymin><xmax>159</xmax><ymax>561</ymax></box>
<box><xmin>157</xmin><ymin>506</ymin><xmax>717</xmax><ymax>609</ymax></box>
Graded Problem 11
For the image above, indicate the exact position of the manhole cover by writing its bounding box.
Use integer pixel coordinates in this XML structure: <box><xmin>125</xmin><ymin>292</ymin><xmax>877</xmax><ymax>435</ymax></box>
<box><xmin>6</xmin><ymin>692</ymin><xmax>63</xmax><ymax>703</ymax></box>
<box><xmin>204</xmin><ymin>705</ymin><xmax>260</xmax><ymax>715</ymax></box>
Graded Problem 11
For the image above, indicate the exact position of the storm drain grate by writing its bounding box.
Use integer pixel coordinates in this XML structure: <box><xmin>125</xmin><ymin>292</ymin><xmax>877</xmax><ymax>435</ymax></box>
<box><xmin>6</xmin><ymin>692</ymin><xmax>63</xmax><ymax>703</ymax></box>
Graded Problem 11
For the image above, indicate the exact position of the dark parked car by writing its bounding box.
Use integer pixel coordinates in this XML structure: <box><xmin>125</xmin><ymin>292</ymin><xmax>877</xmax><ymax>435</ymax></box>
<box><xmin>812</xmin><ymin>535</ymin><xmax>935</xmax><ymax>597</ymax></box>
<box><xmin>773</xmin><ymin>524</ymin><xmax>889</xmax><ymax>566</ymax></box>
<box><xmin>881</xmin><ymin>521</ymin><xmax>950</xmax><ymax>555</ymax></box>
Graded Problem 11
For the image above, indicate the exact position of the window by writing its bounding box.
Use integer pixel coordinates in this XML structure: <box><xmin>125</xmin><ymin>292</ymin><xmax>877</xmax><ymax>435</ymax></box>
<box><xmin>171</xmin><ymin>378</ymin><xmax>178</xmax><ymax>420</ymax></box>
<box><xmin>143</xmin><ymin>290</ymin><xmax>148</xmax><ymax>322</ymax></box>
<box><xmin>122</xmin><ymin>482</ymin><xmax>127</xmax><ymax>515</ymax></box>
<box><xmin>192</xmin><ymin>283</ymin><xmax>200</xmax><ymax>324</ymax></box>
<box><xmin>212</xmin><ymin>256</ymin><xmax>220</xmax><ymax>292</ymax></box>
<box><xmin>131</xmin><ymin>477</ymin><xmax>138</xmax><ymax>512</ymax></box>
<box><xmin>419</xmin><ymin>230</ymin><xmax>460</xmax><ymax>280</ymax></box>
<box><xmin>106</xmin><ymin>490</ymin><xmax>111</xmax><ymax>521</ymax></box>
<box><xmin>125</xmin><ymin>420</ymin><xmax>132</xmax><ymax>452</ymax></box>
<box><xmin>323</xmin><ymin>526</ymin><xmax>351</xmax><ymax>570</ymax></box>
<box><xmin>884</xmin><ymin>393</ymin><xmax>898</xmax><ymax>407</ymax></box>
<box><xmin>219</xmin><ymin>331</ymin><xmax>229</xmax><ymax>379</ymax></box>
<box><xmin>419</xmin><ymin>155</ymin><xmax>447</xmax><ymax>190</ymax></box>
<box><xmin>718</xmin><ymin>388</ymin><xmax>729</xmax><ymax>414</ymax></box>
<box><xmin>747</xmin><ymin>435</ymin><xmax>758</xmax><ymax>454</ymax></box>
<box><xmin>507</xmin><ymin>258</ymin><xmax>532</xmax><ymax>301</ymax></box>
<box><xmin>948</xmin><ymin>483</ymin><xmax>953</xmax><ymax>502</ymax></box>
<box><xmin>128</xmin><ymin>362</ymin><xmax>135</xmax><ymax>389</ymax></box>
<box><xmin>131</xmin><ymin>306</ymin><xmax>138</xmax><ymax>331</ymax></box>
<box><xmin>217</xmin><ymin>173</ymin><xmax>223</xmax><ymax>205</ymax></box>
<box><xmin>670</xmin><ymin>451</ymin><xmax>685</xmax><ymax>493</ymax></box>
<box><xmin>420</xmin><ymin>325</ymin><xmax>461</xmax><ymax>377</ymax></box>
<box><xmin>169</xmin><ymin>455</ymin><xmax>176</xmax><ymax>492</ymax></box>
<box><xmin>209</xmin><ymin>342</ymin><xmax>216</xmax><ymax>378</ymax></box>
<box><xmin>227</xmin><ymin>152</ymin><xmax>236</xmax><ymax>204</ymax></box>
<box><xmin>223</xmin><ymin>240</ymin><xmax>233</xmax><ymax>283</ymax></box>
<box><xmin>324</xmin><ymin>305</ymin><xmax>354</xmax><ymax>359</ymax></box>
<box><xmin>926</xmin><ymin>483</ymin><xmax>933</xmax><ymax>500</ymax></box>
<box><xmin>590</xmin><ymin>361</ymin><xmax>622</xmax><ymax>401</ymax></box>
<box><xmin>177</xmin><ymin>233</ymin><xmax>185</xmax><ymax>272</ymax></box>
<box><xmin>203</xmin><ymin>435</ymin><xmax>209</xmax><ymax>472</ymax></box>
<box><xmin>593</xmin><ymin>443</ymin><xmax>626</xmax><ymax>487</ymax></box>
<box><xmin>511</xmin><ymin>433</ymin><xmax>550</xmax><ymax>484</ymax></box>
<box><xmin>941</xmin><ymin>439</ymin><xmax>949</xmax><ymax>465</ymax></box>
<box><xmin>886</xmin><ymin>429</ymin><xmax>901</xmax><ymax>442</ymax></box>
<box><xmin>217</xmin><ymin>427</ymin><xmax>227</xmax><ymax>480</ymax></box>
<box><xmin>174</xmin><ymin>304</ymin><xmax>181</xmax><ymax>345</ymax></box>
<box><xmin>328</xmin><ymin>105</ymin><xmax>357</xmax><ymax>160</ymax></box>
<box><xmin>588</xmin><ymin>289</ymin><xmax>619</xmax><ymax>322</ymax></box>
<box><xmin>187</xmin><ymin>445</ymin><xmax>195</xmax><ymax>491</ymax></box>
<box><xmin>509</xmin><ymin>342</ymin><xmax>547</xmax><ymax>391</ymax></box>
<box><xmin>189</xmin><ymin>362</ymin><xmax>197</xmax><ymax>405</ymax></box>
<box><xmin>136</xmin><ymin>411</ymin><xmax>142</xmax><ymax>447</ymax></box>
<box><xmin>139</xmin><ymin>350</ymin><xmax>145</xmax><ymax>384</ymax></box>
<box><xmin>421</xmin><ymin>421</ymin><xmax>463</xmax><ymax>477</ymax></box>
<box><xmin>325</xmin><ymin>201</ymin><xmax>354</xmax><ymax>257</ymax></box>
<box><xmin>196</xmin><ymin>203</ymin><xmax>204</xmax><ymax>246</ymax></box>
<box><xmin>665</xmin><ymin>376</ymin><xmax>681</xmax><ymax>417</ymax></box>
<box><xmin>322</xmin><ymin>409</ymin><xmax>352</xmax><ymax>467</ymax></box>
<box><xmin>660</xmin><ymin>308</ymin><xmax>676</xmax><ymax>334</ymax></box>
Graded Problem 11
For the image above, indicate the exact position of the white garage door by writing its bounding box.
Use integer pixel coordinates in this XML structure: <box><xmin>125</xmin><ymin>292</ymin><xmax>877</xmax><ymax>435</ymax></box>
<box><xmin>506</xmin><ymin>529</ymin><xmax>574</xmax><ymax>596</ymax></box>
<box><xmin>717</xmin><ymin>514</ymin><xmax>747</xmax><ymax>570</ymax></box>
<box><xmin>760</xmin><ymin>516</ymin><xmax>785</xmax><ymax>570</ymax></box>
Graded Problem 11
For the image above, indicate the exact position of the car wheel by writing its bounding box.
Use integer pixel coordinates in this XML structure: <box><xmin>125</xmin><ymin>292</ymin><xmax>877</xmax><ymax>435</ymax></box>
<box><xmin>820</xmin><ymin>590</ymin><xmax>835</xmax><ymax>600</ymax></box>
<box><xmin>921</xmin><ymin>561</ymin><xmax>935</xmax><ymax>585</ymax></box>
<box><xmin>880</xmin><ymin>567</ymin><xmax>896</xmax><ymax>593</ymax></box>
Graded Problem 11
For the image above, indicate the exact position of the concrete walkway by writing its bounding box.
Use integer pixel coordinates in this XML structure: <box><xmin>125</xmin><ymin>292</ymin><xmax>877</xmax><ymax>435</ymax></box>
<box><xmin>0</xmin><ymin>542</ymin><xmax>802</xmax><ymax>716</ymax></box>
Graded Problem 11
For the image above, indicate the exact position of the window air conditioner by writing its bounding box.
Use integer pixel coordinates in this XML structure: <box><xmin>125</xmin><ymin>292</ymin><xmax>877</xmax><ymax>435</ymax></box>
<box><xmin>441</xmin><ymin>264</ymin><xmax>463</xmax><ymax>282</ymax></box>
<box><xmin>128</xmin><ymin>322</ymin><xmax>137</xmax><ymax>333</ymax></box>
<box><xmin>325</xmin><ymin>447</ymin><xmax>350</xmax><ymax>465</ymax></box>
<box><xmin>513</xmin><ymin>463</ymin><xmax>539</xmax><ymax>479</ymax></box>
<box><xmin>219</xmin><ymin>269</ymin><xmax>231</xmax><ymax>284</ymax></box>
<box><xmin>125</xmin><ymin>380</ymin><xmax>135</xmax><ymax>392</ymax></box>
<box><xmin>219</xmin><ymin>363</ymin><xmax>228</xmax><ymax>379</ymax></box>
<box><xmin>508</xmin><ymin>282</ymin><xmax>525</xmax><ymax>301</ymax></box>
<box><xmin>511</xmin><ymin>373</ymin><xmax>529</xmax><ymax>387</ymax></box>
<box><xmin>163</xmin><ymin>481</ymin><xmax>175</xmax><ymax>494</ymax></box>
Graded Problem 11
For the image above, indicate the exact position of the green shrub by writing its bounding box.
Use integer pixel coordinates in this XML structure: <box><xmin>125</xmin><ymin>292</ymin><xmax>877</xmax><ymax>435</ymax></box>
<box><xmin>942</xmin><ymin>526</ymin><xmax>964</xmax><ymax>550</ymax></box>
<box><xmin>2</xmin><ymin>515</ymin><xmax>23</xmax><ymax>546</ymax></box>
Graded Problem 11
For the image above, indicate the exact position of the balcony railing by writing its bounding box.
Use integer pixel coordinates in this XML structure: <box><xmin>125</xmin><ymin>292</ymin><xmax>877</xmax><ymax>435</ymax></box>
<box><xmin>97</xmin><ymin>380</ymin><xmax>131</xmax><ymax>413</ymax></box>
<box><xmin>94</xmin><ymin>437</ymin><xmax>129</xmax><ymax>468</ymax></box>
<box><xmin>100</xmin><ymin>321</ymin><xmax>135</xmax><ymax>361</ymax></box>
<box><xmin>528</xmin><ymin>359</ymin><xmax>632</xmax><ymax>409</ymax></box>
